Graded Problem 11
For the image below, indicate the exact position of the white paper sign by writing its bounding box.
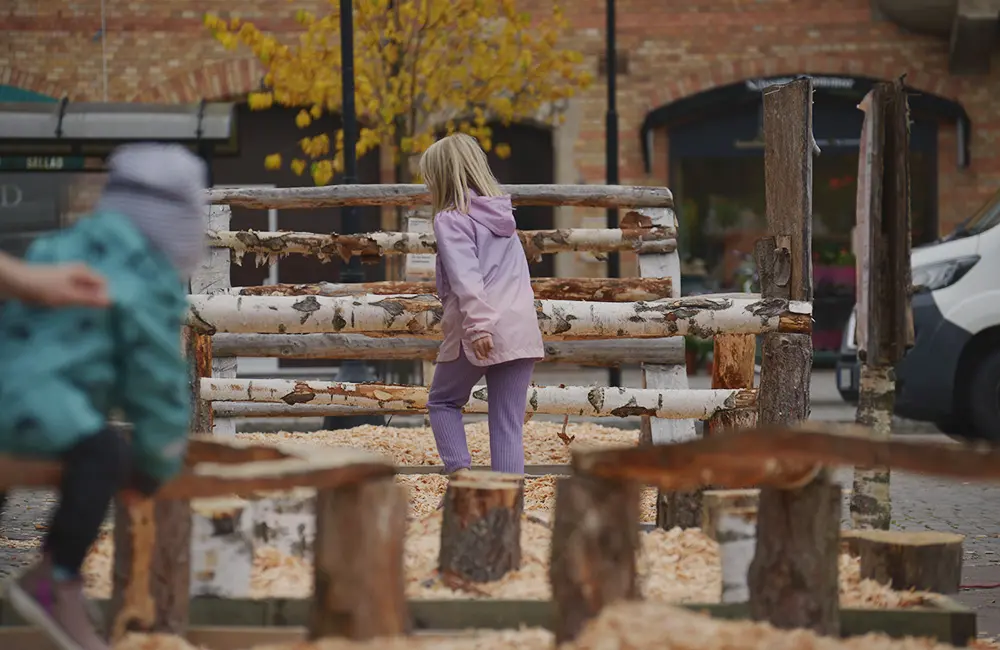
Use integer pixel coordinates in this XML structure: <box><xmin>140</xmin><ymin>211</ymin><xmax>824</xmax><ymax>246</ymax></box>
<box><xmin>404</xmin><ymin>215</ymin><xmax>436</xmax><ymax>281</ymax></box>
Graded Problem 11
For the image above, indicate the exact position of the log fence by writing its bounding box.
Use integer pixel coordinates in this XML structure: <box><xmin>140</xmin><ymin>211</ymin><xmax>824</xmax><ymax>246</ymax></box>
<box><xmin>0</xmin><ymin>79</ymin><xmax>961</xmax><ymax>649</ymax></box>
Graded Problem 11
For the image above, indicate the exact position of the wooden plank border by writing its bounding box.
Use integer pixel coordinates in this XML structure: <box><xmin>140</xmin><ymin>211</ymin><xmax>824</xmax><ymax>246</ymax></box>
<box><xmin>0</xmin><ymin>598</ymin><xmax>974</xmax><ymax>645</ymax></box>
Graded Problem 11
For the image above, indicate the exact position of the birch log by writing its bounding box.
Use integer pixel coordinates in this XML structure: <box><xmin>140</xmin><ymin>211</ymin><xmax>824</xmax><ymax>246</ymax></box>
<box><xmin>188</xmin><ymin>293</ymin><xmax>812</xmax><ymax>337</ymax></box>
<box><xmin>211</xmin><ymin>334</ymin><xmax>687</xmax><ymax>366</ymax></box>
<box><xmin>201</xmin><ymin>379</ymin><xmax>756</xmax><ymax>420</ymax></box>
<box><xmin>850</xmin><ymin>365</ymin><xmax>894</xmax><ymax>530</ymax></box>
<box><xmin>229</xmin><ymin>276</ymin><xmax>674</xmax><ymax>302</ymax></box>
<box><xmin>207</xmin><ymin>183</ymin><xmax>674</xmax><ymax>210</ymax></box>
<box><xmin>718</xmin><ymin>508</ymin><xmax>758</xmax><ymax>604</ymax></box>
<box><xmin>210</xmin><ymin>227</ymin><xmax>676</xmax><ymax>266</ymax></box>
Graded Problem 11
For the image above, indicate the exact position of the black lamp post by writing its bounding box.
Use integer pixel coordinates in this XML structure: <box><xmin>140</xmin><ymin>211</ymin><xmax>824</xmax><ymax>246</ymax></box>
<box><xmin>606</xmin><ymin>0</ymin><xmax>622</xmax><ymax>388</ymax></box>
<box><xmin>323</xmin><ymin>0</ymin><xmax>385</xmax><ymax>430</ymax></box>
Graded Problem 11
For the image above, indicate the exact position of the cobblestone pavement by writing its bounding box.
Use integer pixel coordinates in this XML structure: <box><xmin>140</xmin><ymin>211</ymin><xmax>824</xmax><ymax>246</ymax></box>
<box><xmin>2</xmin><ymin>371</ymin><xmax>999</xmax><ymax>638</ymax></box>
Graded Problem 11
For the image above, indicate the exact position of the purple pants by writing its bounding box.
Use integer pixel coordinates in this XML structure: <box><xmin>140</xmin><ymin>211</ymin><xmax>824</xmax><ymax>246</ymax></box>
<box><xmin>427</xmin><ymin>348</ymin><xmax>536</xmax><ymax>474</ymax></box>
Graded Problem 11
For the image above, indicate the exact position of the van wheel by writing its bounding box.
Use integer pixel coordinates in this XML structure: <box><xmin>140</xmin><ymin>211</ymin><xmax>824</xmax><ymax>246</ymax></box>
<box><xmin>968</xmin><ymin>349</ymin><xmax>1000</xmax><ymax>443</ymax></box>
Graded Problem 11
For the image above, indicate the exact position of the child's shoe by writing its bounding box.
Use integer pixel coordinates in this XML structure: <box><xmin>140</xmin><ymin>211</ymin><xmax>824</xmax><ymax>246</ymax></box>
<box><xmin>5</xmin><ymin>559</ymin><xmax>109</xmax><ymax>650</ymax></box>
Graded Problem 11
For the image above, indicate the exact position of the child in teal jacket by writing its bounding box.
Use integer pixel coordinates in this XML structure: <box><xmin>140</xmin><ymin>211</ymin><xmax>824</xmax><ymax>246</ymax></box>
<box><xmin>1</xmin><ymin>143</ymin><xmax>207</xmax><ymax>650</ymax></box>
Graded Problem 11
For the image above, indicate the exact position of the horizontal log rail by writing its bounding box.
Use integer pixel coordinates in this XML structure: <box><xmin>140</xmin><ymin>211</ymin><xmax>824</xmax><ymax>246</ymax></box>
<box><xmin>207</xmin><ymin>183</ymin><xmax>674</xmax><ymax>210</ymax></box>
<box><xmin>0</xmin><ymin>437</ymin><xmax>394</xmax><ymax>497</ymax></box>
<box><xmin>201</xmin><ymin>379</ymin><xmax>757</xmax><ymax>420</ymax></box>
<box><xmin>187</xmin><ymin>293</ymin><xmax>813</xmax><ymax>337</ymax></box>
<box><xmin>571</xmin><ymin>421</ymin><xmax>1000</xmax><ymax>491</ymax></box>
<box><xmin>209</xmin><ymin>226</ymin><xmax>676</xmax><ymax>264</ymax></box>
<box><xmin>210</xmin><ymin>334</ymin><xmax>686</xmax><ymax>365</ymax></box>
<box><xmin>228</xmin><ymin>277</ymin><xmax>674</xmax><ymax>302</ymax></box>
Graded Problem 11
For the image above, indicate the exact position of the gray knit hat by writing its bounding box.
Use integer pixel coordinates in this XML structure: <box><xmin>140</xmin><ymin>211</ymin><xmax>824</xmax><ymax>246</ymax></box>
<box><xmin>97</xmin><ymin>143</ymin><xmax>208</xmax><ymax>280</ymax></box>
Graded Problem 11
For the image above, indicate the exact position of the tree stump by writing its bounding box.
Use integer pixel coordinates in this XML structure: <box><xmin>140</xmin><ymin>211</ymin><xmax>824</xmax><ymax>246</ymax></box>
<box><xmin>718</xmin><ymin>507</ymin><xmax>758</xmax><ymax>604</ymax></box>
<box><xmin>550</xmin><ymin>474</ymin><xmax>640</xmax><ymax>644</ymax></box>
<box><xmin>841</xmin><ymin>530</ymin><xmax>963</xmax><ymax>593</ymax></box>
<box><xmin>111</xmin><ymin>497</ymin><xmax>191</xmax><ymax>640</ymax></box>
<box><xmin>310</xmin><ymin>476</ymin><xmax>409</xmax><ymax>640</ymax></box>
<box><xmin>702</xmin><ymin>489</ymin><xmax>759</xmax><ymax>540</ymax></box>
<box><xmin>438</xmin><ymin>471</ymin><xmax>524</xmax><ymax>583</ymax></box>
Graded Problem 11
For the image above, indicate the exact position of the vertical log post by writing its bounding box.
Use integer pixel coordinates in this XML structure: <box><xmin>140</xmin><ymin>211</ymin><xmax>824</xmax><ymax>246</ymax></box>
<box><xmin>193</xmin><ymin>204</ymin><xmax>236</xmax><ymax>436</ymax></box>
<box><xmin>850</xmin><ymin>79</ymin><xmax>913</xmax><ymax>531</ymax></box>
<box><xmin>110</xmin><ymin>498</ymin><xmax>191</xmax><ymax>639</ymax></box>
<box><xmin>310</xmin><ymin>476</ymin><xmax>409</xmax><ymax>640</ymax></box>
<box><xmin>718</xmin><ymin>507</ymin><xmax>758</xmax><ymax>604</ymax></box>
<box><xmin>747</xmin><ymin>78</ymin><xmax>842</xmax><ymax>636</ymax></box>
<box><xmin>184</xmin><ymin>328</ymin><xmax>213</xmax><ymax>434</ymax></box>
<box><xmin>636</xmin><ymin>208</ymin><xmax>699</xmax><ymax>529</ymax></box>
<box><xmin>550</xmin><ymin>474</ymin><xmax>640</xmax><ymax>644</ymax></box>
<box><xmin>708</xmin><ymin>334</ymin><xmax>758</xmax><ymax>436</ymax></box>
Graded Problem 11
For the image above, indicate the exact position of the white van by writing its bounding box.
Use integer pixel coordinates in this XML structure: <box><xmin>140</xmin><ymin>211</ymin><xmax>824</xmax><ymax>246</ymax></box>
<box><xmin>836</xmin><ymin>189</ymin><xmax>1000</xmax><ymax>441</ymax></box>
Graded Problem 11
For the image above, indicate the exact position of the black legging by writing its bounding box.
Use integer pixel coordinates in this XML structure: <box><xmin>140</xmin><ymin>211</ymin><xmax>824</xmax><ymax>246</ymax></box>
<box><xmin>42</xmin><ymin>428</ymin><xmax>130</xmax><ymax>575</ymax></box>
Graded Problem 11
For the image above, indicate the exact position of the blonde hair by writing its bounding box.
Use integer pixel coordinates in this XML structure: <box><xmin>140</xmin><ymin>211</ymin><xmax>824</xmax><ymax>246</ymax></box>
<box><xmin>419</xmin><ymin>133</ymin><xmax>504</xmax><ymax>215</ymax></box>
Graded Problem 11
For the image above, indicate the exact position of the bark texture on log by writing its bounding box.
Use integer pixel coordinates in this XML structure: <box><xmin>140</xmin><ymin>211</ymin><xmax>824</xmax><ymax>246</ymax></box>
<box><xmin>850</xmin><ymin>365</ymin><xmax>895</xmax><ymax>530</ymax></box>
<box><xmin>749</xmin><ymin>479</ymin><xmax>841</xmax><ymax>634</ymax></box>
<box><xmin>201</xmin><ymin>378</ymin><xmax>756</xmax><ymax>421</ymax></box>
<box><xmin>230</xmin><ymin>276</ymin><xmax>674</xmax><ymax>302</ymax></box>
<box><xmin>210</xmin><ymin>226</ymin><xmax>676</xmax><ymax>265</ymax></box>
<box><xmin>550</xmin><ymin>475</ymin><xmax>640</xmax><ymax>644</ymax></box>
<box><xmin>841</xmin><ymin>530</ymin><xmax>963</xmax><ymax>594</ymax></box>
<box><xmin>212</xmin><ymin>333</ymin><xmax>687</xmax><ymax>366</ymax></box>
<box><xmin>111</xmin><ymin>498</ymin><xmax>191</xmax><ymax>639</ymax></box>
<box><xmin>310</xmin><ymin>477</ymin><xmax>409</xmax><ymax>640</ymax></box>
<box><xmin>188</xmin><ymin>293</ymin><xmax>812</xmax><ymax>337</ymax></box>
<box><xmin>184</xmin><ymin>328</ymin><xmax>213</xmax><ymax>435</ymax></box>
<box><xmin>207</xmin><ymin>183</ymin><xmax>674</xmax><ymax>210</ymax></box>
<box><xmin>438</xmin><ymin>473</ymin><xmax>524</xmax><ymax>583</ymax></box>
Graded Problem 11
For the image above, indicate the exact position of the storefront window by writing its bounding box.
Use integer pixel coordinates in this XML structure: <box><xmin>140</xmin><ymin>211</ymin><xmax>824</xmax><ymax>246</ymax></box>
<box><xmin>674</xmin><ymin>150</ymin><xmax>935</xmax><ymax>354</ymax></box>
<box><xmin>0</xmin><ymin>170</ymin><xmax>105</xmax><ymax>257</ymax></box>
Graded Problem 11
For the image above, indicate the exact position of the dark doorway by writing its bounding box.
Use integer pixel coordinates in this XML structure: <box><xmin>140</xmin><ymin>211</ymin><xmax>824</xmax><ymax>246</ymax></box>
<box><xmin>212</xmin><ymin>104</ymin><xmax>383</xmax><ymax>289</ymax></box>
<box><xmin>486</xmin><ymin>123</ymin><xmax>555</xmax><ymax>278</ymax></box>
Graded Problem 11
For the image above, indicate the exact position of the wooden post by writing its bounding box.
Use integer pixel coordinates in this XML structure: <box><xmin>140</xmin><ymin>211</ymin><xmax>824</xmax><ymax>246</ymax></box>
<box><xmin>404</xmin><ymin>212</ymin><xmax>437</xmax><ymax>426</ymax></box>
<box><xmin>550</xmin><ymin>474</ymin><xmax>640</xmax><ymax>644</ymax></box>
<box><xmin>110</xmin><ymin>498</ymin><xmax>191</xmax><ymax>639</ymax></box>
<box><xmin>702</xmin><ymin>489</ymin><xmax>759</xmax><ymax>540</ymax></box>
<box><xmin>708</xmin><ymin>334</ymin><xmax>758</xmax><ymax>436</ymax></box>
<box><xmin>634</xmin><ymin>208</ymin><xmax>699</xmax><ymax>530</ymax></box>
<box><xmin>850</xmin><ymin>79</ymin><xmax>913</xmax><ymax>531</ymax></box>
<box><xmin>438</xmin><ymin>471</ymin><xmax>524</xmax><ymax>583</ymax></box>
<box><xmin>718</xmin><ymin>507</ymin><xmax>757</xmax><ymax>604</ymax></box>
<box><xmin>185</xmin><ymin>328</ymin><xmax>213</xmax><ymax>434</ymax></box>
<box><xmin>841</xmin><ymin>530</ymin><xmax>963</xmax><ymax>593</ymax></box>
<box><xmin>310</xmin><ymin>476</ymin><xmax>409</xmax><ymax>639</ymax></box>
<box><xmin>192</xmin><ymin>204</ymin><xmax>236</xmax><ymax>436</ymax></box>
<box><xmin>747</xmin><ymin>78</ymin><xmax>842</xmax><ymax>636</ymax></box>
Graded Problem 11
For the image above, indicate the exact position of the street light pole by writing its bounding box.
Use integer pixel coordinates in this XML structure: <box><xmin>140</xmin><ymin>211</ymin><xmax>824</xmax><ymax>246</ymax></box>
<box><xmin>324</xmin><ymin>0</ymin><xmax>385</xmax><ymax>430</ymax></box>
<box><xmin>606</xmin><ymin>0</ymin><xmax>622</xmax><ymax>388</ymax></box>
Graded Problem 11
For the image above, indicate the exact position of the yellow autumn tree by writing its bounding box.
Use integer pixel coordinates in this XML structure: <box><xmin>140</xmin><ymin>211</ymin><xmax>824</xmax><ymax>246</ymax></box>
<box><xmin>205</xmin><ymin>0</ymin><xmax>591</xmax><ymax>186</ymax></box>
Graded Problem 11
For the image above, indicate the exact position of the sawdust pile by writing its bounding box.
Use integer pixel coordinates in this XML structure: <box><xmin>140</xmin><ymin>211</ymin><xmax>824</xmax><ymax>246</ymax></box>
<box><xmin>83</xmin><ymin>509</ymin><xmax>926</xmax><ymax>610</ymax></box>
<box><xmin>235</xmin><ymin>421</ymin><xmax>639</xmax><ymax>467</ymax></box>
<box><xmin>114</xmin><ymin>634</ymin><xmax>208</xmax><ymax>650</ymax></box>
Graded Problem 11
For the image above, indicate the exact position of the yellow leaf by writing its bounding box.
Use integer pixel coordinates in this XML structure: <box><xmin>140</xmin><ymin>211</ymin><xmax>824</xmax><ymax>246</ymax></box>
<box><xmin>264</xmin><ymin>154</ymin><xmax>282</xmax><ymax>170</ymax></box>
<box><xmin>295</xmin><ymin>109</ymin><xmax>312</xmax><ymax>128</ymax></box>
<box><xmin>494</xmin><ymin>143</ymin><xmax>512</xmax><ymax>159</ymax></box>
<box><xmin>291</xmin><ymin>159</ymin><xmax>307</xmax><ymax>176</ymax></box>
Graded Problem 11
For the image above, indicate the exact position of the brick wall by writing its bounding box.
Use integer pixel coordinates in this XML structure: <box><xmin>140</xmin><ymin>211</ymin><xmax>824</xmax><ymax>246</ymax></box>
<box><xmin>3</xmin><ymin>0</ymin><xmax>999</xmax><ymax>237</ymax></box>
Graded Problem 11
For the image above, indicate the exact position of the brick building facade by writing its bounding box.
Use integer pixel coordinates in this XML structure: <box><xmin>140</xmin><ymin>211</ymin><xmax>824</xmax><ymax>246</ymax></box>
<box><xmin>3</xmin><ymin>0</ymin><xmax>1000</xmax><ymax>349</ymax></box>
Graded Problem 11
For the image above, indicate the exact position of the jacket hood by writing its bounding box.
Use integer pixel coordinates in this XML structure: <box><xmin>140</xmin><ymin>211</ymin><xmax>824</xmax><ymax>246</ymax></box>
<box><xmin>466</xmin><ymin>192</ymin><xmax>516</xmax><ymax>237</ymax></box>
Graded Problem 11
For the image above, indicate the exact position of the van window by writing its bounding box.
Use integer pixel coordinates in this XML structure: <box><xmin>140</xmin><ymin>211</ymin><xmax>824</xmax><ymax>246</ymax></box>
<box><xmin>949</xmin><ymin>189</ymin><xmax>1000</xmax><ymax>239</ymax></box>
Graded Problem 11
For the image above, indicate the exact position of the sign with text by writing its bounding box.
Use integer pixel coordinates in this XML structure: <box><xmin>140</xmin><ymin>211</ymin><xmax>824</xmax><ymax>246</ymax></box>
<box><xmin>404</xmin><ymin>214</ymin><xmax>436</xmax><ymax>282</ymax></box>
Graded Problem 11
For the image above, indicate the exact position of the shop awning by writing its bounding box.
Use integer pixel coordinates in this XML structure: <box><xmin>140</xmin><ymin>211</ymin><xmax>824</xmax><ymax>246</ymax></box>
<box><xmin>0</xmin><ymin>100</ymin><xmax>237</xmax><ymax>156</ymax></box>
<box><xmin>640</xmin><ymin>75</ymin><xmax>973</xmax><ymax>172</ymax></box>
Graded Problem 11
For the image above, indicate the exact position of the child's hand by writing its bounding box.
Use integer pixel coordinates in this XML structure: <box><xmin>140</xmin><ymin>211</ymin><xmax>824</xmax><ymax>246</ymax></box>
<box><xmin>472</xmin><ymin>334</ymin><xmax>494</xmax><ymax>360</ymax></box>
<box><xmin>10</xmin><ymin>263</ymin><xmax>110</xmax><ymax>308</ymax></box>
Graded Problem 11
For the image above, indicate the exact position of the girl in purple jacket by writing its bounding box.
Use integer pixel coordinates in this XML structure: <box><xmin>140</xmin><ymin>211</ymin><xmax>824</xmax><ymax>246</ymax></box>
<box><xmin>420</xmin><ymin>134</ymin><xmax>544</xmax><ymax>476</ymax></box>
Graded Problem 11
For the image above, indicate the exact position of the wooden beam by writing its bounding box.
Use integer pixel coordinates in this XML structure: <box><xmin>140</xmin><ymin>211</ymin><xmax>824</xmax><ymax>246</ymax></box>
<box><xmin>212</xmin><ymin>226</ymin><xmax>677</xmax><ymax>264</ymax></box>
<box><xmin>187</xmin><ymin>293</ymin><xmax>813</xmax><ymax>337</ymax></box>
<box><xmin>229</xmin><ymin>276</ymin><xmax>674</xmax><ymax>302</ymax></box>
<box><xmin>201</xmin><ymin>379</ymin><xmax>756</xmax><ymax>420</ymax></box>
<box><xmin>210</xmin><ymin>334</ymin><xmax>687</xmax><ymax>366</ymax></box>
<box><xmin>207</xmin><ymin>183</ymin><xmax>674</xmax><ymax>209</ymax></box>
